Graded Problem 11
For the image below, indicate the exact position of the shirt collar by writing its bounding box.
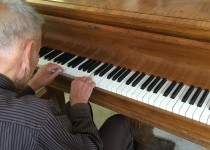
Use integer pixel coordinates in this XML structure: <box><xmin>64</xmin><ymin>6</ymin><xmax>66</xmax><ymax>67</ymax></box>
<box><xmin>0</xmin><ymin>74</ymin><xmax>17</xmax><ymax>92</ymax></box>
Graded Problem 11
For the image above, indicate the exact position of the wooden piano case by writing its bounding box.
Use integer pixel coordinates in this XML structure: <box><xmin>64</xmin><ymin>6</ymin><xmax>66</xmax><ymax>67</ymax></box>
<box><xmin>28</xmin><ymin>0</ymin><xmax>210</xmax><ymax>148</ymax></box>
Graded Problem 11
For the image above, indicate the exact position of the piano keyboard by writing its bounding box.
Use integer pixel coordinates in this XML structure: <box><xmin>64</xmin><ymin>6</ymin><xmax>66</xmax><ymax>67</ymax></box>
<box><xmin>38</xmin><ymin>47</ymin><xmax>210</xmax><ymax>125</ymax></box>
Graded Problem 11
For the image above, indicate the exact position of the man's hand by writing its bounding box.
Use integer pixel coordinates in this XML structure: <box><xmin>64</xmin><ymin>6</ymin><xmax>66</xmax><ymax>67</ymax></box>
<box><xmin>28</xmin><ymin>63</ymin><xmax>63</xmax><ymax>91</ymax></box>
<box><xmin>70</xmin><ymin>77</ymin><xmax>95</xmax><ymax>106</ymax></box>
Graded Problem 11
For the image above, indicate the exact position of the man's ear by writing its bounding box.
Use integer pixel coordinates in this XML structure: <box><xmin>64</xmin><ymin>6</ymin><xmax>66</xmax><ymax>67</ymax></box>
<box><xmin>20</xmin><ymin>40</ymin><xmax>34</xmax><ymax>72</ymax></box>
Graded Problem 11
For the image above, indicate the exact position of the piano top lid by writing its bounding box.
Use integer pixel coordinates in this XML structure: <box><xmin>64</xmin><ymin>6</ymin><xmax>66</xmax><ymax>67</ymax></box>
<box><xmin>28</xmin><ymin>0</ymin><xmax>210</xmax><ymax>42</ymax></box>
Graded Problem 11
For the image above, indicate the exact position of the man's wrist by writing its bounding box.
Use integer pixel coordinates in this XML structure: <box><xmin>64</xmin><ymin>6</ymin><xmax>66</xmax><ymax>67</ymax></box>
<box><xmin>70</xmin><ymin>97</ymin><xmax>88</xmax><ymax>106</ymax></box>
<box><xmin>28</xmin><ymin>82</ymin><xmax>41</xmax><ymax>91</ymax></box>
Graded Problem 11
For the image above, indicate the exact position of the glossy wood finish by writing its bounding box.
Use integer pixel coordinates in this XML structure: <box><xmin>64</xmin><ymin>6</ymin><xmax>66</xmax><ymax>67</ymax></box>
<box><xmin>43</xmin><ymin>15</ymin><xmax>210</xmax><ymax>90</ymax></box>
<box><xmin>40</xmin><ymin>15</ymin><xmax>210</xmax><ymax>148</ymax></box>
<box><xmin>28</xmin><ymin>0</ymin><xmax>210</xmax><ymax>41</ymax></box>
<box><xmin>27</xmin><ymin>0</ymin><xmax>210</xmax><ymax>148</ymax></box>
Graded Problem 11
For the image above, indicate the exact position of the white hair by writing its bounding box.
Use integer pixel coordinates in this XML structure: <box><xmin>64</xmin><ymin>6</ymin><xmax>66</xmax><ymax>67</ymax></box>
<box><xmin>0</xmin><ymin>0</ymin><xmax>44</xmax><ymax>49</ymax></box>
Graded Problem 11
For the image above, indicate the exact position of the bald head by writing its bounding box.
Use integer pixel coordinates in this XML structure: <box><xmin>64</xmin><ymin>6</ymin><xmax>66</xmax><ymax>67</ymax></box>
<box><xmin>0</xmin><ymin>0</ymin><xmax>44</xmax><ymax>50</ymax></box>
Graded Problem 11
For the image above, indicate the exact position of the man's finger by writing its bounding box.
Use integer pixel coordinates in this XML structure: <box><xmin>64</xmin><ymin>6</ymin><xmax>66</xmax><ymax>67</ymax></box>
<box><xmin>85</xmin><ymin>77</ymin><xmax>93</xmax><ymax>83</ymax></box>
<box><xmin>50</xmin><ymin>69</ymin><xmax>62</xmax><ymax>79</ymax></box>
<box><xmin>46</xmin><ymin>64</ymin><xmax>63</xmax><ymax>72</ymax></box>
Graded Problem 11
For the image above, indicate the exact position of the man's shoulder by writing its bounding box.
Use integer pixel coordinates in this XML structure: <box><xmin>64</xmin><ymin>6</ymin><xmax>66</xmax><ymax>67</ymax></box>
<box><xmin>19</xmin><ymin>94</ymin><xmax>55</xmax><ymax>113</ymax></box>
<box><xmin>0</xmin><ymin>93</ymin><xmax>56</xmax><ymax>129</ymax></box>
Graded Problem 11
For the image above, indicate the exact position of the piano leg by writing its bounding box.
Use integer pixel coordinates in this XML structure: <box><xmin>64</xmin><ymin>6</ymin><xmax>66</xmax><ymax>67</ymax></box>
<box><xmin>130</xmin><ymin>118</ymin><xmax>154</xmax><ymax>149</ymax></box>
<box><xmin>130</xmin><ymin>118</ymin><xmax>175</xmax><ymax>149</ymax></box>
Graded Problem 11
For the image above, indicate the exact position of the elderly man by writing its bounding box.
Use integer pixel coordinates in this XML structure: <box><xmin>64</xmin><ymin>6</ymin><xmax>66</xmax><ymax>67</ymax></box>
<box><xmin>0</xmin><ymin>0</ymin><xmax>134</xmax><ymax>150</ymax></box>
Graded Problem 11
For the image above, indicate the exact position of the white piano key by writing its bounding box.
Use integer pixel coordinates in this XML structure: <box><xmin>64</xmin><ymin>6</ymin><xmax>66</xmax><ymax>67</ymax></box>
<box><xmin>153</xmin><ymin>81</ymin><xmax>172</xmax><ymax>107</ymax></box>
<box><xmin>71</xmin><ymin>59</ymin><xmax>99</xmax><ymax>77</ymax></box>
<box><xmin>193</xmin><ymin>92</ymin><xmax>210</xmax><ymax>121</ymax></box>
<box><xmin>97</xmin><ymin>66</ymin><xmax>117</xmax><ymax>88</ymax></box>
<box><xmin>38</xmin><ymin>49</ymin><xmax>55</xmax><ymax>65</ymax></box>
<box><xmin>38</xmin><ymin>57</ymin><xmax>49</xmax><ymax>66</ymax></box>
<box><xmin>62</xmin><ymin>56</ymin><xmax>79</xmax><ymax>75</ymax></box>
<box><xmin>200</xmin><ymin>97</ymin><xmax>210</xmax><ymax>124</ymax></box>
<box><xmin>131</xmin><ymin>75</ymin><xmax>150</xmax><ymax>100</ymax></box>
<box><xmin>185</xmin><ymin>90</ymin><xmax>204</xmax><ymax>119</ymax></box>
<box><xmin>136</xmin><ymin>89</ymin><xmax>148</xmax><ymax>102</ymax></box>
<box><xmin>142</xmin><ymin>91</ymin><xmax>153</xmax><ymax>104</ymax></box>
<box><xmin>148</xmin><ymin>81</ymin><xmax>171</xmax><ymax>105</ymax></box>
<box><xmin>93</xmin><ymin>75</ymin><xmax>104</xmax><ymax>85</ymax></box>
<box><xmin>121</xmin><ymin>73</ymin><xmax>145</xmax><ymax>97</ymax></box>
<box><xmin>122</xmin><ymin>76</ymin><xmax>148</xmax><ymax>98</ymax></box>
<box><xmin>68</xmin><ymin>59</ymin><xmax>89</xmax><ymax>77</ymax></box>
<box><xmin>179</xmin><ymin>88</ymin><xmax>197</xmax><ymax>117</ymax></box>
<box><xmin>94</xmin><ymin>67</ymin><xmax>116</xmax><ymax>87</ymax></box>
<box><xmin>207</xmin><ymin>115</ymin><xmax>210</xmax><ymax>125</ymax></box>
<box><xmin>110</xmin><ymin>72</ymin><xmax>134</xmax><ymax>93</ymax></box>
<box><xmin>117</xmin><ymin>72</ymin><xmax>141</xmax><ymax>95</ymax></box>
<box><xmin>136</xmin><ymin>78</ymin><xmax>156</xmax><ymax>102</ymax></box>
<box><xmin>172</xmin><ymin>86</ymin><xmax>190</xmax><ymax>114</ymax></box>
<box><xmin>142</xmin><ymin>79</ymin><xmax>162</xmax><ymax>104</ymax></box>
<box><xmin>159</xmin><ymin>83</ymin><xmax>179</xmax><ymax>110</ymax></box>
<box><xmin>166</xmin><ymin>85</ymin><xmax>187</xmax><ymax>112</ymax></box>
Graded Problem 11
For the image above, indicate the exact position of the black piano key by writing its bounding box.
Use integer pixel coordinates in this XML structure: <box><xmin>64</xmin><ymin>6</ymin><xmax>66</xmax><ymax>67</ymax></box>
<box><xmin>99</xmin><ymin>64</ymin><xmax>113</xmax><ymax>77</ymax></box>
<box><xmin>107</xmin><ymin>66</ymin><xmax>121</xmax><ymax>79</ymax></box>
<box><xmin>141</xmin><ymin>75</ymin><xmax>155</xmax><ymax>90</ymax></box>
<box><xmin>53</xmin><ymin>53</ymin><xmax>68</xmax><ymax>63</ymax></box>
<box><xmin>87</xmin><ymin>61</ymin><xmax>102</xmax><ymax>73</ymax></box>
<box><xmin>83</xmin><ymin>60</ymin><xmax>98</xmax><ymax>71</ymax></box>
<box><xmin>112</xmin><ymin>68</ymin><xmax>126</xmax><ymax>81</ymax></box>
<box><xmin>39</xmin><ymin>47</ymin><xmax>53</xmax><ymax>57</ymax></box>
<box><xmin>71</xmin><ymin>57</ymin><xmax>86</xmax><ymax>68</ymax></box>
<box><xmin>78</xmin><ymin>59</ymin><xmax>93</xmax><ymax>70</ymax></box>
<box><xmin>39</xmin><ymin>47</ymin><xmax>52</xmax><ymax>56</ymax></box>
<box><xmin>60</xmin><ymin>54</ymin><xmax>76</xmax><ymax>65</ymax></box>
<box><xmin>163</xmin><ymin>81</ymin><xmax>177</xmax><ymax>97</ymax></box>
<box><xmin>94</xmin><ymin>63</ymin><xmax>109</xmax><ymax>75</ymax></box>
<box><xmin>197</xmin><ymin>90</ymin><xmax>209</xmax><ymax>107</ymax></box>
<box><xmin>67</xmin><ymin>56</ymin><xmax>83</xmax><ymax>67</ymax></box>
<box><xmin>182</xmin><ymin>86</ymin><xmax>194</xmax><ymax>102</ymax></box>
<box><xmin>126</xmin><ymin>71</ymin><xmax>140</xmax><ymax>85</ymax></box>
<box><xmin>147</xmin><ymin>77</ymin><xmax>161</xmax><ymax>92</ymax></box>
<box><xmin>46</xmin><ymin>50</ymin><xmax>62</xmax><ymax>60</ymax></box>
<box><xmin>44</xmin><ymin>49</ymin><xmax>62</xmax><ymax>60</ymax></box>
<box><xmin>189</xmin><ymin>87</ymin><xmax>202</xmax><ymax>105</ymax></box>
<box><xmin>153</xmin><ymin>78</ymin><xmax>167</xmax><ymax>93</ymax></box>
<box><xmin>131</xmin><ymin>73</ymin><xmax>145</xmax><ymax>87</ymax></box>
<box><xmin>170</xmin><ymin>82</ymin><xmax>184</xmax><ymax>99</ymax></box>
<box><xmin>43</xmin><ymin>49</ymin><xmax>55</xmax><ymax>59</ymax></box>
<box><xmin>117</xmin><ymin>69</ymin><xmax>131</xmax><ymax>82</ymax></box>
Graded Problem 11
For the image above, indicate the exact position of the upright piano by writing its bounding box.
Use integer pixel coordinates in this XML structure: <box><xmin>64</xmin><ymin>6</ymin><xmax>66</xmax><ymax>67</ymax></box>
<box><xmin>27</xmin><ymin>0</ymin><xmax>210</xmax><ymax>148</ymax></box>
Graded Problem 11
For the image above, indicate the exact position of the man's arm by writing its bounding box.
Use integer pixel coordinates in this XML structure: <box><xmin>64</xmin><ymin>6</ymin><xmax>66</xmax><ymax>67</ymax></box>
<box><xmin>16</xmin><ymin>63</ymin><xmax>63</xmax><ymax>98</ymax></box>
<box><xmin>37</xmin><ymin>102</ymin><xmax>103</xmax><ymax>150</ymax></box>
<box><xmin>20</xmin><ymin>63</ymin><xmax>103</xmax><ymax>149</ymax></box>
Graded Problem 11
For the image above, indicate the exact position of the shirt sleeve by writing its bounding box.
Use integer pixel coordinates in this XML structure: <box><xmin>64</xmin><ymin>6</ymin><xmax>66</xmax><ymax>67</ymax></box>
<box><xmin>16</xmin><ymin>85</ymin><xmax>35</xmax><ymax>98</ymax></box>
<box><xmin>37</xmin><ymin>103</ymin><xmax>103</xmax><ymax>150</ymax></box>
